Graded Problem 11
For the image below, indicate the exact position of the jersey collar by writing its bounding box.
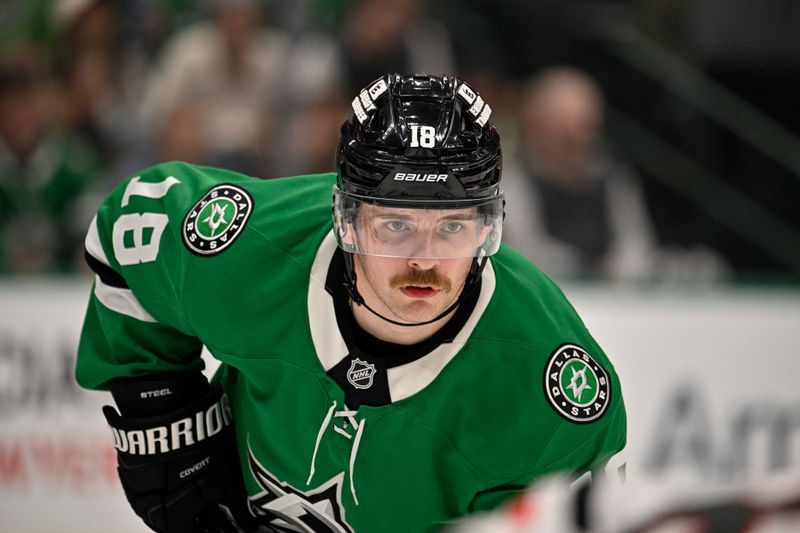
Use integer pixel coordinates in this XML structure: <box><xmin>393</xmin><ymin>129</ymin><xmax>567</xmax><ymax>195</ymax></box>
<box><xmin>307</xmin><ymin>230</ymin><xmax>496</xmax><ymax>403</ymax></box>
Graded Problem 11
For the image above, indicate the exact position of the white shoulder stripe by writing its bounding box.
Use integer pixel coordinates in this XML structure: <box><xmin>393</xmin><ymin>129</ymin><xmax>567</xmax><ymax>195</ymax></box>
<box><xmin>85</xmin><ymin>215</ymin><xmax>111</xmax><ymax>266</ymax></box>
<box><xmin>307</xmin><ymin>232</ymin><xmax>349</xmax><ymax>371</ymax></box>
<box><xmin>121</xmin><ymin>176</ymin><xmax>180</xmax><ymax>207</ymax></box>
<box><xmin>94</xmin><ymin>275</ymin><xmax>156</xmax><ymax>323</ymax></box>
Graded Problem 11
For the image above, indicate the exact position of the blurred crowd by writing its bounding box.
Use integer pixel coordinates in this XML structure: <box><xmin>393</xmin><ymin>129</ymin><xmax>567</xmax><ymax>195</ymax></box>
<box><xmin>0</xmin><ymin>0</ymin><xmax>797</xmax><ymax>281</ymax></box>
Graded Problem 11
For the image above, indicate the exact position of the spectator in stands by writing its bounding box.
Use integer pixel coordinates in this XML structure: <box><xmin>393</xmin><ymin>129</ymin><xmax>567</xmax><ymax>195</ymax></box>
<box><xmin>0</xmin><ymin>60</ymin><xmax>101</xmax><ymax>274</ymax></box>
<box><xmin>139</xmin><ymin>0</ymin><xmax>291</xmax><ymax>177</ymax></box>
<box><xmin>503</xmin><ymin>67</ymin><xmax>726</xmax><ymax>283</ymax></box>
<box><xmin>155</xmin><ymin>99</ymin><xmax>210</xmax><ymax>166</ymax></box>
<box><xmin>337</xmin><ymin>0</ymin><xmax>456</xmax><ymax>96</ymax></box>
<box><xmin>52</xmin><ymin>0</ymin><xmax>137</xmax><ymax>175</ymax></box>
<box><xmin>272</xmin><ymin>92</ymin><xmax>349</xmax><ymax>176</ymax></box>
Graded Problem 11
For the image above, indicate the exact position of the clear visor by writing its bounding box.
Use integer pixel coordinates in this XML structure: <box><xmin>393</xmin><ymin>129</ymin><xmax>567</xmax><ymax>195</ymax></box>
<box><xmin>333</xmin><ymin>186</ymin><xmax>504</xmax><ymax>259</ymax></box>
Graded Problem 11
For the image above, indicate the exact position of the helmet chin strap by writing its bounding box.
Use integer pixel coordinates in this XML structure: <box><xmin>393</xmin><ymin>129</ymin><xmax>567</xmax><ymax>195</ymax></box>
<box><xmin>342</xmin><ymin>252</ymin><xmax>487</xmax><ymax>327</ymax></box>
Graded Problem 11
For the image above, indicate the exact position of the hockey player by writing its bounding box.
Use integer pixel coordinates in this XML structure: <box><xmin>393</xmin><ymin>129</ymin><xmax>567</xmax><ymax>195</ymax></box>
<box><xmin>76</xmin><ymin>74</ymin><xmax>626</xmax><ymax>532</ymax></box>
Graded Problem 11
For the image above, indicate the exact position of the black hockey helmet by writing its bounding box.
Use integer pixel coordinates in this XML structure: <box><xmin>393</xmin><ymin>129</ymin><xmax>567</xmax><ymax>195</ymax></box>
<box><xmin>334</xmin><ymin>74</ymin><xmax>504</xmax><ymax>260</ymax></box>
<box><xmin>336</xmin><ymin>73</ymin><xmax>502</xmax><ymax>205</ymax></box>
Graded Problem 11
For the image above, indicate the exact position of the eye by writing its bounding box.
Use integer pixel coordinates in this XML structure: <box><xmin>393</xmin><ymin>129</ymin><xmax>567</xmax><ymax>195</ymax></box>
<box><xmin>440</xmin><ymin>222</ymin><xmax>464</xmax><ymax>234</ymax></box>
<box><xmin>384</xmin><ymin>220</ymin><xmax>408</xmax><ymax>232</ymax></box>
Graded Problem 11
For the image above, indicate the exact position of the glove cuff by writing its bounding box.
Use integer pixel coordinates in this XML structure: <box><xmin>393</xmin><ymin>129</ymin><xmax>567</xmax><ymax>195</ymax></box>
<box><xmin>103</xmin><ymin>383</ymin><xmax>232</xmax><ymax>458</ymax></box>
<box><xmin>110</xmin><ymin>370</ymin><xmax>209</xmax><ymax>417</ymax></box>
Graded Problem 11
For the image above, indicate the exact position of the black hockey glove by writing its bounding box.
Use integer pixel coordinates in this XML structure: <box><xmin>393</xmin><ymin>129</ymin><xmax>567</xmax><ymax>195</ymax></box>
<box><xmin>103</xmin><ymin>372</ymin><xmax>257</xmax><ymax>533</ymax></box>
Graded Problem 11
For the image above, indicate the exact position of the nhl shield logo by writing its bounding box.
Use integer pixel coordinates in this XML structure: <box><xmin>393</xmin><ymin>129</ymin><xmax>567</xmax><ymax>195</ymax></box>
<box><xmin>346</xmin><ymin>358</ymin><xmax>377</xmax><ymax>390</ymax></box>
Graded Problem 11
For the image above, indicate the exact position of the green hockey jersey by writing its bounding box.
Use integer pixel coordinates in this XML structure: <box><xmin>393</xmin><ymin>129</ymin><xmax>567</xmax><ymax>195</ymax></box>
<box><xmin>76</xmin><ymin>161</ymin><xmax>626</xmax><ymax>532</ymax></box>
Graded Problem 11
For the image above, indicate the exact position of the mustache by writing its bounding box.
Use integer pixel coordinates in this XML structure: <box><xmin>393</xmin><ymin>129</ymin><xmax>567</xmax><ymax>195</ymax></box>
<box><xmin>389</xmin><ymin>269</ymin><xmax>452</xmax><ymax>292</ymax></box>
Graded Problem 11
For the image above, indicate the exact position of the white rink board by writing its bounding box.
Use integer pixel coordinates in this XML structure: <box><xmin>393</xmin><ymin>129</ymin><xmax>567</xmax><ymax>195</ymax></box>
<box><xmin>0</xmin><ymin>280</ymin><xmax>798</xmax><ymax>532</ymax></box>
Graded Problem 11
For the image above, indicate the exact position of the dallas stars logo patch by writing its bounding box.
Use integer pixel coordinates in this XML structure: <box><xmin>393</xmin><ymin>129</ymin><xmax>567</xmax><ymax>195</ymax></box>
<box><xmin>182</xmin><ymin>184</ymin><xmax>253</xmax><ymax>256</ymax></box>
<box><xmin>544</xmin><ymin>344</ymin><xmax>611</xmax><ymax>424</ymax></box>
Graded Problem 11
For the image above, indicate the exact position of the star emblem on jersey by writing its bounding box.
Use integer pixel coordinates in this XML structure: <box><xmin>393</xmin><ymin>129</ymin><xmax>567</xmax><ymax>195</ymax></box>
<box><xmin>248</xmin><ymin>445</ymin><xmax>354</xmax><ymax>533</ymax></box>
<box><xmin>544</xmin><ymin>344</ymin><xmax>611</xmax><ymax>424</ymax></box>
<box><xmin>346</xmin><ymin>358</ymin><xmax>377</xmax><ymax>390</ymax></box>
<box><xmin>182</xmin><ymin>184</ymin><xmax>253</xmax><ymax>256</ymax></box>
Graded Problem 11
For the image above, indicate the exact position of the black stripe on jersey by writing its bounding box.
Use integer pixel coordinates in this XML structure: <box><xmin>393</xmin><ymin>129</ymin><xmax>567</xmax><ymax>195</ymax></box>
<box><xmin>85</xmin><ymin>249</ymin><xmax>129</xmax><ymax>289</ymax></box>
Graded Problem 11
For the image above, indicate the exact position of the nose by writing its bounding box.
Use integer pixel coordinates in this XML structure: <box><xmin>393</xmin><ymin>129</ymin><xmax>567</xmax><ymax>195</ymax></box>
<box><xmin>407</xmin><ymin>256</ymin><xmax>440</xmax><ymax>271</ymax></box>
<box><xmin>405</xmin><ymin>229</ymin><xmax>443</xmax><ymax>268</ymax></box>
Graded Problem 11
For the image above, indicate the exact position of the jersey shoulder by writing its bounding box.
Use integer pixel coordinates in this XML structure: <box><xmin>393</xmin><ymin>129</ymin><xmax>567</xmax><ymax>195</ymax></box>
<box><xmin>92</xmin><ymin>161</ymin><xmax>335</xmax><ymax>262</ymax></box>
<box><xmin>477</xmin><ymin>243</ymin><xmax>603</xmax><ymax>356</ymax></box>
<box><xmin>435</xmin><ymin>244</ymin><xmax>626</xmax><ymax>481</ymax></box>
<box><xmin>87</xmin><ymin>161</ymin><xmax>335</xmax><ymax>326</ymax></box>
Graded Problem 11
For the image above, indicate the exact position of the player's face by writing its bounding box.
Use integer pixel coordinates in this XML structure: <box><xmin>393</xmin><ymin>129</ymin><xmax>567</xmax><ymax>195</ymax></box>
<box><xmin>352</xmin><ymin>206</ymin><xmax>478</xmax><ymax>324</ymax></box>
